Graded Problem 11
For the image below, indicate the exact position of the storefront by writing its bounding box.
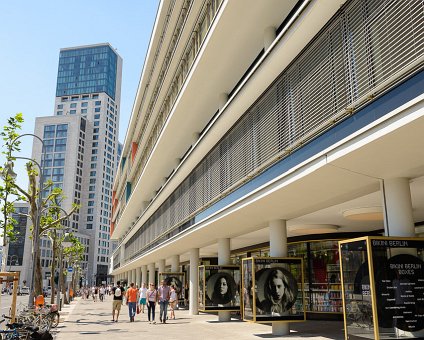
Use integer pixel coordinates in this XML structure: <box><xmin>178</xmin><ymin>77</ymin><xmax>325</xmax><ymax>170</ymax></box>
<box><xmin>231</xmin><ymin>232</ymin><xmax>382</xmax><ymax>320</ymax></box>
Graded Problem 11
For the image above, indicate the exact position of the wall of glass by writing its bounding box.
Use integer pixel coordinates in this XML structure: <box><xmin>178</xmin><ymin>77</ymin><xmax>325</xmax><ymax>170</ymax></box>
<box><xmin>233</xmin><ymin>239</ymin><xmax>343</xmax><ymax>315</ymax></box>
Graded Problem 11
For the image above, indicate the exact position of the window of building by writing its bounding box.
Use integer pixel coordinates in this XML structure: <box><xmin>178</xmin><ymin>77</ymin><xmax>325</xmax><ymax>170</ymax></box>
<box><xmin>70</xmin><ymin>110</ymin><xmax>76</xmax><ymax>114</ymax></box>
<box><xmin>95</xmin><ymin>101</ymin><xmax>101</xmax><ymax>106</ymax></box>
<box><xmin>70</xmin><ymin>103</ymin><xmax>77</xmax><ymax>108</ymax></box>
<box><xmin>86</xmin><ymin>224</ymin><xmax>93</xmax><ymax>229</ymax></box>
<box><xmin>88</xmin><ymin>201</ymin><xmax>94</xmax><ymax>206</ymax></box>
<box><xmin>56</xmin><ymin>111</ymin><xmax>63</xmax><ymax>116</ymax></box>
<box><xmin>92</xmin><ymin>94</ymin><xmax>99</xmax><ymax>99</ymax></box>
<box><xmin>90</xmin><ymin>171</ymin><xmax>96</xmax><ymax>176</ymax></box>
<box><xmin>88</xmin><ymin>193</ymin><xmax>95</xmax><ymax>199</ymax></box>
<box><xmin>81</xmin><ymin>102</ymin><xmax>88</xmax><ymax>107</ymax></box>
<box><xmin>95</xmin><ymin>107</ymin><xmax>101</xmax><ymax>113</ymax></box>
<box><xmin>94</xmin><ymin>121</ymin><xmax>99</xmax><ymax>126</ymax></box>
<box><xmin>81</xmin><ymin>109</ymin><xmax>87</xmax><ymax>114</ymax></box>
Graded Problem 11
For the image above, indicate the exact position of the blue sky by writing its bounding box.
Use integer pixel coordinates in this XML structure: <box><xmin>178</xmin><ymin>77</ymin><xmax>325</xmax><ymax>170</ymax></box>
<box><xmin>0</xmin><ymin>0</ymin><xmax>159</xmax><ymax>188</ymax></box>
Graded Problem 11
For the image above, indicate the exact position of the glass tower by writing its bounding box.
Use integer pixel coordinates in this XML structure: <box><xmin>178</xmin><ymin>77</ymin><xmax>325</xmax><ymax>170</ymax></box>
<box><xmin>56</xmin><ymin>45</ymin><xmax>118</xmax><ymax>100</ymax></box>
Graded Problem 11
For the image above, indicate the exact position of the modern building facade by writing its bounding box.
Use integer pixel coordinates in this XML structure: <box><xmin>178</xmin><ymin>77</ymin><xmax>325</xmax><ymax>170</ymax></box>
<box><xmin>111</xmin><ymin>0</ymin><xmax>423</xmax><ymax>334</ymax></box>
<box><xmin>27</xmin><ymin>43</ymin><xmax>123</xmax><ymax>286</ymax></box>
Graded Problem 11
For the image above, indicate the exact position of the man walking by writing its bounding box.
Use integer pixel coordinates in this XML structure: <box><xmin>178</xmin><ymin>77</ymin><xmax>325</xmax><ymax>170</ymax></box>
<box><xmin>126</xmin><ymin>282</ymin><xmax>139</xmax><ymax>322</ymax></box>
<box><xmin>158</xmin><ymin>280</ymin><xmax>170</xmax><ymax>323</ymax></box>
<box><xmin>112</xmin><ymin>281</ymin><xmax>124</xmax><ymax>322</ymax></box>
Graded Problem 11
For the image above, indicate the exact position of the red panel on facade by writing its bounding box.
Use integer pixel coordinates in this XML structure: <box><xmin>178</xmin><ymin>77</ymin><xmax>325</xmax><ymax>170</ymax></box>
<box><xmin>131</xmin><ymin>142</ymin><xmax>138</xmax><ymax>161</ymax></box>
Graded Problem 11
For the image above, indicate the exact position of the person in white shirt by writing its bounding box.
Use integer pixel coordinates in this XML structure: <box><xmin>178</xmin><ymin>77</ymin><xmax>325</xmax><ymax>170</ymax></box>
<box><xmin>99</xmin><ymin>285</ymin><xmax>106</xmax><ymax>302</ymax></box>
<box><xmin>139</xmin><ymin>283</ymin><xmax>148</xmax><ymax>313</ymax></box>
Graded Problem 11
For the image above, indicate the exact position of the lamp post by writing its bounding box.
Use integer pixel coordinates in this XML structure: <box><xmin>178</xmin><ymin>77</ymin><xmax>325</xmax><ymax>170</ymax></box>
<box><xmin>4</xmin><ymin>133</ymin><xmax>45</xmax><ymax>308</ymax></box>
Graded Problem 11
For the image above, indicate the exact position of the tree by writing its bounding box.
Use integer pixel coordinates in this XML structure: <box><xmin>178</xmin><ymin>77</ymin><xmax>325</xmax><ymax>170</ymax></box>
<box><xmin>0</xmin><ymin>113</ymin><xmax>24</xmax><ymax>271</ymax></box>
<box><xmin>0</xmin><ymin>113</ymin><xmax>79</xmax><ymax>296</ymax></box>
<box><xmin>61</xmin><ymin>235</ymin><xmax>84</xmax><ymax>304</ymax></box>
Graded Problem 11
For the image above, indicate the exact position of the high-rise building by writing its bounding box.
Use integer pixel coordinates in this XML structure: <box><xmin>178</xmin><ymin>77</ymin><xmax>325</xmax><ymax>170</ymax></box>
<box><xmin>28</xmin><ymin>43</ymin><xmax>123</xmax><ymax>286</ymax></box>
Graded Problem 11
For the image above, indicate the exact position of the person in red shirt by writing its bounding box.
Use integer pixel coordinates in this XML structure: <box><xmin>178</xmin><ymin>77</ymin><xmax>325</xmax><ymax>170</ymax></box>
<box><xmin>126</xmin><ymin>282</ymin><xmax>139</xmax><ymax>322</ymax></box>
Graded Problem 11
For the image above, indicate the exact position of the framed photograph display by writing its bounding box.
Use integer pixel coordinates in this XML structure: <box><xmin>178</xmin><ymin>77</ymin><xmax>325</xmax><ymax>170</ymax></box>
<box><xmin>198</xmin><ymin>265</ymin><xmax>241</xmax><ymax>311</ymax></box>
<box><xmin>242</xmin><ymin>257</ymin><xmax>306</xmax><ymax>323</ymax></box>
<box><xmin>158</xmin><ymin>272</ymin><xmax>185</xmax><ymax>301</ymax></box>
<box><xmin>339</xmin><ymin>236</ymin><xmax>424</xmax><ymax>340</ymax></box>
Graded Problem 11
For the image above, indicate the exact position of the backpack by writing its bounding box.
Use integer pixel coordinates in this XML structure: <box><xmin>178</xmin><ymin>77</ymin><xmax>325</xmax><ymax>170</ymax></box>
<box><xmin>114</xmin><ymin>287</ymin><xmax>122</xmax><ymax>297</ymax></box>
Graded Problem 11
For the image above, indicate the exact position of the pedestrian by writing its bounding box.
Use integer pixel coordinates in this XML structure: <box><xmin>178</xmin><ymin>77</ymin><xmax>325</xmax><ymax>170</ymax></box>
<box><xmin>126</xmin><ymin>282</ymin><xmax>139</xmax><ymax>322</ymax></box>
<box><xmin>112</xmin><ymin>281</ymin><xmax>124</xmax><ymax>323</ymax></box>
<box><xmin>147</xmin><ymin>282</ymin><xmax>158</xmax><ymax>324</ymax></box>
<box><xmin>158</xmin><ymin>280</ymin><xmax>170</xmax><ymax>323</ymax></box>
<box><xmin>99</xmin><ymin>285</ymin><xmax>105</xmax><ymax>302</ymax></box>
<box><xmin>139</xmin><ymin>283</ymin><xmax>147</xmax><ymax>313</ymax></box>
<box><xmin>92</xmin><ymin>286</ymin><xmax>98</xmax><ymax>302</ymax></box>
<box><xmin>169</xmin><ymin>285</ymin><xmax>177</xmax><ymax>320</ymax></box>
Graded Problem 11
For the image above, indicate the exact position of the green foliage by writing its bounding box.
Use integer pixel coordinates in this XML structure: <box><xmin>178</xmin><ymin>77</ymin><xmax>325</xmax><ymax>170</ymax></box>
<box><xmin>0</xmin><ymin>113</ymin><xmax>24</xmax><ymax>244</ymax></box>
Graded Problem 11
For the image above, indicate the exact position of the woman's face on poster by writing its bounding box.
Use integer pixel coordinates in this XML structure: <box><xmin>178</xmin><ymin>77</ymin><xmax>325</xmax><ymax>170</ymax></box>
<box><xmin>270</xmin><ymin>277</ymin><xmax>285</xmax><ymax>301</ymax></box>
<box><xmin>219</xmin><ymin>277</ymin><xmax>228</xmax><ymax>295</ymax></box>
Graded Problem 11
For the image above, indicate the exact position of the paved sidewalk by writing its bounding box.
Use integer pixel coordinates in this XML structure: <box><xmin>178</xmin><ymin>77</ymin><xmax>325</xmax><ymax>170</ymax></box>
<box><xmin>54</xmin><ymin>297</ymin><xmax>344</xmax><ymax>339</ymax></box>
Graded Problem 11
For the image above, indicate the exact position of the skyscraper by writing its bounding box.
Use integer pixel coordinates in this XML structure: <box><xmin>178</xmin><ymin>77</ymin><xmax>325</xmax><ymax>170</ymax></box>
<box><xmin>29</xmin><ymin>43</ymin><xmax>122</xmax><ymax>285</ymax></box>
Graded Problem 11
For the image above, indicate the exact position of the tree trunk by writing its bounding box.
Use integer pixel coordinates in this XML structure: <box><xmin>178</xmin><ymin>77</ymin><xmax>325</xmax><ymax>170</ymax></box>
<box><xmin>61</xmin><ymin>270</ymin><xmax>68</xmax><ymax>305</ymax></box>
<box><xmin>50</xmin><ymin>235</ymin><xmax>57</xmax><ymax>304</ymax></box>
<box><xmin>34</xmin><ymin>251</ymin><xmax>43</xmax><ymax>296</ymax></box>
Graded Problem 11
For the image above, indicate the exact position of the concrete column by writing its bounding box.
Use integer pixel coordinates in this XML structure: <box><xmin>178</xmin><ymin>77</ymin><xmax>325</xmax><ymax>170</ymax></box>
<box><xmin>136</xmin><ymin>268</ymin><xmax>141</xmax><ymax>287</ymax></box>
<box><xmin>171</xmin><ymin>255</ymin><xmax>180</xmax><ymax>272</ymax></box>
<box><xmin>381</xmin><ymin>178</ymin><xmax>415</xmax><ymax>237</ymax></box>
<box><xmin>269</xmin><ymin>220</ymin><xmax>289</xmax><ymax>336</ymax></box>
<box><xmin>218</xmin><ymin>238</ymin><xmax>231</xmax><ymax>322</ymax></box>
<box><xmin>148</xmin><ymin>263</ymin><xmax>155</xmax><ymax>286</ymax></box>
<box><xmin>189</xmin><ymin>248</ymin><xmax>199</xmax><ymax>315</ymax></box>
<box><xmin>141</xmin><ymin>265</ymin><xmax>148</xmax><ymax>285</ymax></box>
<box><xmin>264</xmin><ymin>26</ymin><xmax>276</xmax><ymax>51</ymax></box>
<box><xmin>132</xmin><ymin>269</ymin><xmax>137</xmax><ymax>285</ymax></box>
<box><xmin>158</xmin><ymin>259</ymin><xmax>166</xmax><ymax>282</ymax></box>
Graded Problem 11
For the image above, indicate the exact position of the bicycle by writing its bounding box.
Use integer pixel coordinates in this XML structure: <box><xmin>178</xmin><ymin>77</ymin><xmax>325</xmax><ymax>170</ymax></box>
<box><xmin>0</xmin><ymin>317</ymin><xmax>39</xmax><ymax>340</ymax></box>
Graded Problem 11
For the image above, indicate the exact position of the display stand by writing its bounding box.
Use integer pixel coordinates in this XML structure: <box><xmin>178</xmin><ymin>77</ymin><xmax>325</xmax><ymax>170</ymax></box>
<box><xmin>339</xmin><ymin>236</ymin><xmax>424</xmax><ymax>340</ymax></box>
<box><xmin>0</xmin><ymin>272</ymin><xmax>20</xmax><ymax>323</ymax></box>
<box><xmin>198</xmin><ymin>265</ymin><xmax>240</xmax><ymax>312</ymax></box>
<box><xmin>241</xmin><ymin>257</ymin><xmax>305</xmax><ymax>323</ymax></box>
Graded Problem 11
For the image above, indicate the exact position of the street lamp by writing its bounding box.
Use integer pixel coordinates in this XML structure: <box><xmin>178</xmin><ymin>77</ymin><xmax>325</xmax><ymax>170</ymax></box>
<box><xmin>4</xmin><ymin>133</ymin><xmax>45</xmax><ymax>308</ymax></box>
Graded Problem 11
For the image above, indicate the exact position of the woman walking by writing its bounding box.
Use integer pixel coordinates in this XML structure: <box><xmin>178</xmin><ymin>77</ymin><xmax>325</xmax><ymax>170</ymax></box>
<box><xmin>147</xmin><ymin>283</ymin><xmax>158</xmax><ymax>324</ymax></box>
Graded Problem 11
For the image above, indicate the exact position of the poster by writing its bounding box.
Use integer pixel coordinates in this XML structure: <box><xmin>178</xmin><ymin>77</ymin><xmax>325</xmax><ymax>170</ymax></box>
<box><xmin>371</xmin><ymin>239</ymin><xmax>424</xmax><ymax>335</ymax></box>
<box><xmin>198</xmin><ymin>265</ymin><xmax>240</xmax><ymax>311</ymax></box>
<box><xmin>158</xmin><ymin>272</ymin><xmax>185</xmax><ymax>302</ymax></box>
<box><xmin>242</xmin><ymin>257</ymin><xmax>305</xmax><ymax>322</ymax></box>
<box><xmin>340</xmin><ymin>236</ymin><xmax>424</xmax><ymax>340</ymax></box>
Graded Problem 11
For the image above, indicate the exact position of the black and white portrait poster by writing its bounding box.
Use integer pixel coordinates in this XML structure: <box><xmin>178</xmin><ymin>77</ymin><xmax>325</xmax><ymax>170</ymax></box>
<box><xmin>199</xmin><ymin>265</ymin><xmax>240</xmax><ymax>311</ymax></box>
<box><xmin>158</xmin><ymin>272</ymin><xmax>185</xmax><ymax>300</ymax></box>
<box><xmin>243</xmin><ymin>257</ymin><xmax>305</xmax><ymax>322</ymax></box>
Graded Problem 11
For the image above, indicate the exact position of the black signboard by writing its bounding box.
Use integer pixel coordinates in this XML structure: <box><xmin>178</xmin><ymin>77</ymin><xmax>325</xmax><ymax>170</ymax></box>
<box><xmin>372</xmin><ymin>252</ymin><xmax>424</xmax><ymax>333</ymax></box>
